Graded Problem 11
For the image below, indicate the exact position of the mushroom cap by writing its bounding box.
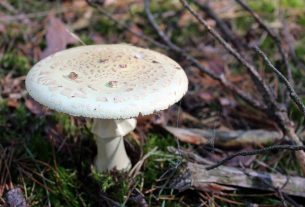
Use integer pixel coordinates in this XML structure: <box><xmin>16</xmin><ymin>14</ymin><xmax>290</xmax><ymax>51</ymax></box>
<box><xmin>26</xmin><ymin>44</ymin><xmax>188</xmax><ymax>119</ymax></box>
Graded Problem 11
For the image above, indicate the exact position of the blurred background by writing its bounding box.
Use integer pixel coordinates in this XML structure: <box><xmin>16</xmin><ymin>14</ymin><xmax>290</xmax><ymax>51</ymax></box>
<box><xmin>1</xmin><ymin>0</ymin><xmax>305</xmax><ymax>206</ymax></box>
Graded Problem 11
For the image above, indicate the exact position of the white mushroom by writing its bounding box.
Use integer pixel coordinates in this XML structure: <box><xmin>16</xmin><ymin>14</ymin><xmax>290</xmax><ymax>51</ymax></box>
<box><xmin>25</xmin><ymin>44</ymin><xmax>188</xmax><ymax>172</ymax></box>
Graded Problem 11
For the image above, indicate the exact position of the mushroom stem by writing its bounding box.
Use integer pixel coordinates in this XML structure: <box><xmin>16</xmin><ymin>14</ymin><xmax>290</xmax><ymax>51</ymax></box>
<box><xmin>91</xmin><ymin>118</ymin><xmax>136</xmax><ymax>172</ymax></box>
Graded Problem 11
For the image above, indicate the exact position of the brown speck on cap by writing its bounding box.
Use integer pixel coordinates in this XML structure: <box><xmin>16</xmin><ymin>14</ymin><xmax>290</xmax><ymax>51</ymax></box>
<box><xmin>106</xmin><ymin>81</ymin><xmax>118</xmax><ymax>88</ymax></box>
<box><xmin>119</xmin><ymin>64</ymin><xmax>127</xmax><ymax>68</ymax></box>
<box><xmin>68</xmin><ymin>72</ymin><xmax>78</xmax><ymax>80</ymax></box>
<box><xmin>99</xmin><ymin>59</ymin><xmax>108</xmax><ymax>63</ymax></box>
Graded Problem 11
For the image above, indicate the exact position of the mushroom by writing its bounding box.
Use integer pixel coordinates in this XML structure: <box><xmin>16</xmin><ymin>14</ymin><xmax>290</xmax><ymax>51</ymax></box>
<box><xmin>25</xmin><ymin>44</ymin><xmax>188</xmax><ymax>172</ymax></box>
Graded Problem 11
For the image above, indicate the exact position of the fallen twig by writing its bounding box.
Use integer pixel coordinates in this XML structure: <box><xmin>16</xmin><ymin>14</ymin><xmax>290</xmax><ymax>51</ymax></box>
<box><xmin>171</xmin><ymin>162</ymin><xmax>305</xmax><ymax>199</ymax></box>
<box><xmin>164</xmin><ymin>126</ymin><xmax>283</xmax><ymax>147</ymax></box>
<box><xmin>206</xmin><ymin>145</ymin><xmax>305</xmax><ymax>170</ymax></box>
<box><xmin>167</xmin><ymin>146</ymin><xmax>213</xmax><ymax>165</ymax></box>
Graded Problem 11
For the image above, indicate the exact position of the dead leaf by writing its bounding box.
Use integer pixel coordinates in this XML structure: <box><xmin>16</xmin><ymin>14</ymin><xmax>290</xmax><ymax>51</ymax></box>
<box><xmin>0</xmin><ymin>23</ymin><xmax>5</xmax><ymax>33</ymax></box>
<box><xmin>1</xmin><ymin>73</ymin><xmax>25</xmax><ymax>98</ymax></box>
<box><xmin>164</xmin><ymin>126</ymin><xmax>207</xmax><ymax>145</ymax></box>
<box><xmin>7</xmin><ymin>98</ymin><xmax>19</xmax><ymax>108</ymax></box>
<box><xmin>164</xmin><ymin>126</ymin><xmax>283</xmax><ymax>147</ymax></box>
<box><xmin>198</xmin><ymin>92</ymin><xmax>214</xmax><ymax>103</ymax></box>
<box><xmin>104</xmin><ymin>0</ymin><xmax>117</xmax><ymax>6</ymax></box>
<box><xmin>126</xmin><ymin>24</ymin><xmax>143</xmax><ymax>44</ymax></box>
<box><xmin>41</xmin><ymin>13</ymin><xmax>78</xmax><ymax>59</ymax></box>
<box><xmin>25</xmin><ymin>98</ymin><xmax>45</xmax><ymax>115</ymax></box>
<box><xmin>207</xmin><ymin>59</ymin><xmax>226</xmax><ymax>75</ymax></box>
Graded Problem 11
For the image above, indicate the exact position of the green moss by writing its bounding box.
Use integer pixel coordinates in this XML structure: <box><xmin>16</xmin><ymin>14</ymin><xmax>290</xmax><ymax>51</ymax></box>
<box><xmin>234</xmin><ymin>16</ymin><xmax>254</xmax><ymax>33</ymax></box>
<box><xmin>0</xmin><ymin>100</ymin><xmax>8</xmax><ymax>127</ymax></box>
<box><xmin>80</xmin><ymin>34</ymin><xmax>94</xmax><ymax>45</ymax></box>
<box><xmin>297</xmin><ymin>15</ymin><xmax>305</xmax><ymax>26</ymax></box>
<box><xmin>280</xmin><ymin>0</ymin><xmax>305</xmax><ymax>8</ymax></box>
<box><xmin>0</xmin><ymin>52</ymin><xmax>30</xmax><ymax>76</ymax></box>
<box><xmin>295</xmin><ymin>39</ymin><xmax>305</xmax><ymax>63</ymax></box>
<box><xmin>171</xmin><ymin>22</ymin><xmax>202</xmax><ymax>45</ymax></box>
<box><xmin>52</xmin><ymin>113</ymin><xmax>78</xmax><ymax>136</ymax></box>
<box><xmin>144</xmin><ymin>134</ymin><xmax>178</xmax><ymax>152</ymax></box>
<box><xmin>248</xmin><ymin>0</ymin><xmax>276</xmax><ymax>13</ymax></box>
<box><xmin>91</xmin><ymin>170</ymin><xmax>129</xmax><ymax>203</ymax></box>
<box><xmin>149</xmin><ymin>0</ymin><xmax>179</xmax><ymax>14</ymax></box>
<box><xmin>50</xmin><ymin>167</ymin><xmax>82</xmax><ymax>207</ymax></box>
<box><xmin>143</xmin><ymin>134</ymin><xmax>181</xmax><ymax>186</ymax></box>
<box><xmin>93</xmin><ymin>16</ymin><xmax>122</xmax><ymax>36</ymax></box>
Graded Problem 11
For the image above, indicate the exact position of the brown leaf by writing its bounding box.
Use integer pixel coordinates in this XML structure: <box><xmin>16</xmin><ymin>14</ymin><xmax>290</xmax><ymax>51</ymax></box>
<box><xmin>164</xmin><ymin>126</ymin><xmax>207</xmax><ymax>145</ymax></box>
<box><xmin>104</xmin><ymin>0</ymin><xmax>117</xmax><ymax>6</ymax></box>
<box><xmin>126</xmin><ymin>24</ymin><xmax>143</xmax><ymax>44</ymax></box>
<box><xmin>7</xmin><ymin>98</ymin><xmax>19</xmax><ymax>108</ymax></box>
<box><xmin>198</xmin><ymin>92</ymin><xmax>214</xmax><ymax>103</ymax></box>
<box><xmin>40</xmin><ymin>13</ymin><xmax>78</xmax><ymax>59</ymax></box>
<box><xmin>0</xmin><ymin>23</ymin><xmax>5</xmax><ymax>33</ymax></box>
<box><xmin>164</xmin><ymin>126</ymin><xmax>283</xmax><ymax>147</ymax></box>
<box><xmin>1</xmin><ymin>73</ymin><xmax>25</xmax><ymax>98</ymax></box>
<box><xmin>25</xmin><ymin>98</ymin><xmax>45</xmax><ymax>115</ymax></box>
<box><xmin>207</xmin><ymin>59</ymin><xmax>226</xmax><ymax>75</ymax></box>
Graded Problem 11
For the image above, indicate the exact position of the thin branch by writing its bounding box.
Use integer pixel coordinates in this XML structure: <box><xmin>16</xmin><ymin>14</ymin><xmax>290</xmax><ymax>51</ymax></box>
<box><xmin>179</xmin><ymin>0</ymin><xmax>305</xmax><ymax>175</ymax></box>
<box><xmin>86</xmin><ymin>0</ymin><xmax>169</xmax><ymax>50</ymax></box>
<box><xmin>144</xmin><ymin>0</ymin><xmax>266</xmax><ymax>110</ymax></box>
<box><xmin>234</xmin><ymin>0</ymin><xmax>293</xmax><ymax>85</ymax></box>
<box><xmin>255</xmin><ymin>46</ymin><xmax>305</xmax><ymax>118</ymax></box>
<box><xmin>180</xmin><ymin>0</ymin><xmax>272</xmax><ymax>100</ymax></box>
<box><xmin>206</xmin><ymin>145</ymin><xmax>305</xmax><ymax>170</ymax></box>
<box><xmin>179</xmin><ymin>0</ymin><xmax>291</xmax><ymax>129</ymax></box>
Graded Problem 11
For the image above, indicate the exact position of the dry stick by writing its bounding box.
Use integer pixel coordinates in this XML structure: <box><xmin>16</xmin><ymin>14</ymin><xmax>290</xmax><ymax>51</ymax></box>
<box><xmin>255</xmin><ymin>46</ymin><xmax>305</xmax><ymax>118</ymax></box>
<box><xmin>179</xmin><ymin>0</ymin><xmax>297</xmax><ymax>132</ymax></box>
<box><xmin>239</xmin><ymin>164</ymin><xmax>290</xmax><ymax>207</ymax></box>
<box><xmin>144</xmin><ymin>0</ymin><xmax>265</xmax><ymax>110</ymax></box>
<box><xmin>234</xmin><ymin>0</ymin><xmax>293</xmax><ymax>86</ymax></box>
<box><xmin>180</xmin><ymin>0</ymin><xmax>294</xmax><ymax>129</ymax></box>
<box><xmin>179</xmin><ymin>0</ymin><xmax>278</xmax><ymax>114</ymax></box>
<box><xmin>180</xmin><ymin>0</ymin><xmax>305</xmax><ymax>174</ymax></box>
<box><xmin>206</xmin><ymin>145</ymin><xmax>305</xmax><ymax>170</ymax></box>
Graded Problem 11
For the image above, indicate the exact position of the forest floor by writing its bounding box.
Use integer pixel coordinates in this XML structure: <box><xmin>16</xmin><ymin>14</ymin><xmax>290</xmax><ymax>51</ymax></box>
<box><xmin>1</xmin><ymin>0</ymin><xmax>305</xmax><ymax>206</ymax></box>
